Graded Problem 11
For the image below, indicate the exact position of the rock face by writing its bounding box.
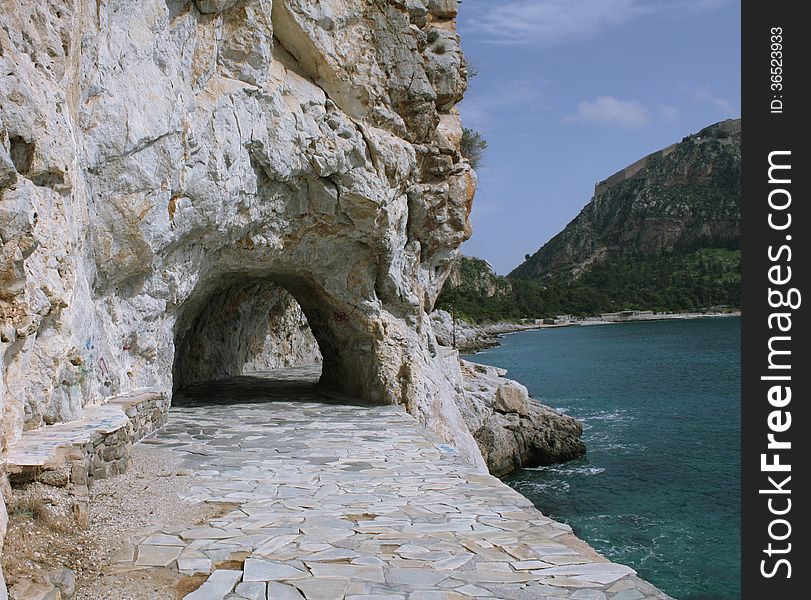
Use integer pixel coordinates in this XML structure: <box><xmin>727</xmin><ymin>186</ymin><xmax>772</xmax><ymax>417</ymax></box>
<box><xmin>0</xmin><ymin>0</ymin><xmax>487</xmax><ymax>578</ymax></box>
<box><xmin>429</xmin><ymin>309</ymin><xmax>497</xmax><ymax>352</ymax></box>
<box><xmin>457</xmin><ymin>360</ymin><xmax>585</xmax><ymax>478</ymax></box>
<box><xmin>0</xmin><ymin>0</ymin><xmax>477</xmax><ymax>451</ymax></box>
<box><xmin>511</xmin><ymin>119</ymin><xmax>741</xmax><ymax>280</ymax></box>
<box><xmin>174</xmin><ymin>282</ymin><xmax>321</xmax><ymax>387</ymax></box>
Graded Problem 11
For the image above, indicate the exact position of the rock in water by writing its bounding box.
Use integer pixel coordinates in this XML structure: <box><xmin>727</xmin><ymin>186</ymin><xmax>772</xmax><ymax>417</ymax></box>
<box><xmin>457</xmin><ymin>360</ymin><xmax>586</xmax><ymax>477</ymax></box>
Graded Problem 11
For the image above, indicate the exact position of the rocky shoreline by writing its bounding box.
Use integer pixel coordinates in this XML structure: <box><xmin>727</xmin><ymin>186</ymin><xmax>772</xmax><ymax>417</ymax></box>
<box><xmin>455</xmin><ymin>359</ymin><xmax>585</xmax><ymax>477</ymax></box>
<box><xmin>432</xmin><ymin>308</ymin><xmax>741</xmax><ymax>353</ymax></box>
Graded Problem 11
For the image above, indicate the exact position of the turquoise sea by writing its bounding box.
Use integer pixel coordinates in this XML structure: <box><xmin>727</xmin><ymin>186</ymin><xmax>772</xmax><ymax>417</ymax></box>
<box><xmin>464</xmin><ymin>317</ymin><xmax>741</xmax><ymax>600</ymax></box>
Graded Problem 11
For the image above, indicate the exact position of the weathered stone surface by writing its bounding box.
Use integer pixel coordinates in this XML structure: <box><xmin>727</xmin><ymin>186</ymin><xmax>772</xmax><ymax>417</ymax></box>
<box><xmin>46</xmin><ymin>567</ymin><xmax>75</xmax><ymax>600</ymax></box>
<box><xmin>234</xmin><ymin>581</ymin><xmax>266</xmax><ymax>600</ymax></box>
<box><xmin>0</xmin><ymin>494</ymin><xmax>5</xmax><ymax>600</ymax></box>
<box><xmin>457</xmin><ymin>360</ymin><xmax>586</xmax><ymax>477</ymax></box>
<box><xmin>185</xmin><ymin>569</ymin><xmax>243</xmax><ymax>599</ymax></box>
<box><xmin>134</xmin><ymin>544</ymin><xmax>183</xmax><ymax>567</ymax></box>
<box><xmin>118</xmin><ymin>374</ymin><xmax>668</xmax><ymax>599</ymax></box>
<box><xmin>495</xmin><ymin>382</ymin><xmax>530</xmax><ymax>416</ymax></box>
<box><xmin>426</xmin><ymin>0</ymin><xmax>459</xmax><ymax>19</ymax></box>
<box><xmin>0</xmin><ymin>0</ymin><xmax>480</xmax><ymax>465</ymax></box>
<box><xmin>242</xmin><ymin>558</ymin><xmax>308</xmax><ymax>582</ymax></box>
<box><xmin>174</xmin><ymin>282</ymin><xmax>321</xmax><ymax>387</ymax></box>
<box><xmin>428</xmin><ymin>310</ymin><xmax>496</xmax><ymax>352</ymax></box>
<box><xmin>0</xmin><ymin>2</ymin><xmax>590</xmax><ymax>594</ymax></box>
<box><xmin>0</xmin><ymin>2</ymin><xmax>485</xmax><ymax>587</ymax></box>
<box><xmin>6</xmin><ymin>580</ymin><xmax>59</xmax><ymax>600</ymax></box>
<box><xmin>266</xmin><ymin>582</ymin><xmax>305</xmax><ymax>600</ymax></box>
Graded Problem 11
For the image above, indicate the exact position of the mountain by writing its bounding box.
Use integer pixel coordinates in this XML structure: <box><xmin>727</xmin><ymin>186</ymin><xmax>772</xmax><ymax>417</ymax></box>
<box><xmin>511</xmin><ymin>119</ymin><xmax>741</xmax><ymax>280</ymax></box>
<box><xmin>438</xmin><ymin>119</ymin><xmax>741</xmax><ymax>322</ymax></box>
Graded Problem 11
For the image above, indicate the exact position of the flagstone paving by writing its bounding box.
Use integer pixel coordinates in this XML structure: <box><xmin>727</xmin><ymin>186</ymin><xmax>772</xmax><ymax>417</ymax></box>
<box><xmin>118</xmin><ymin>368</ymin><xmax>672</xmax><ymax>599</ymax></box>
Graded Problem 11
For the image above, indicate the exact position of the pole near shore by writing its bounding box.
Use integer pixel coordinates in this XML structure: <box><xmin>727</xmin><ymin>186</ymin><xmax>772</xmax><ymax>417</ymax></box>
<box><xmin>452</xmin><ymin>302</ymin><xmax>457</xmax><ymax>349</ymax></box>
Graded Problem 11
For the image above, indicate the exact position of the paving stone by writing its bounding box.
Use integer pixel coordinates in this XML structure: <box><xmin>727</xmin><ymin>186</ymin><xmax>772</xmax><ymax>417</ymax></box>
<box><xmin>114</xmin><ymin>370</ymin><xmax>671</xmax><ymax>600</ymax></box>
<box><xmin>345</xmin><ymin>596</ymin><xmax>405</xmax><ymax>600</ymax></box>
<box><xmin>305</xmin><ymin>564</ymin><xmax>385</xmax><ymax>583</ymax></box>
<box><xmin>234</xmin><ymin>581</ymin><xmax>267</xmax><ymax>600</ymax></box>
<box><xmin>610</xmin><ymin>591</ymin><xmax>645</xmax><ymax>600</ymax></box>
<box><xmin>178</xmin><ymin>556</ymin><xmax>214</xmax><ymax>575</ymax></box>
<box><xmin>571</xmin><ymin>590</ymin><xmax>608</xmax><ymax>600</ymax></box>
<box><xmin>242</xmin><ymin>558</ymin><xmax>309</xmax><ymax>582</ymax></box>
<box><xmin>185</xmin><ymin>569</ymin><xmax>243</xmax><ymax>599</ymax></box>
<box><xmin>134</xmin><ymin>544</ymin><xmax>183</xmax><ymax>567</ymax></box>
<box><xmin>302</xmin><ymin>547</ymin><xmax>360</xmax><ymax>561</ymax></box>
<box><xmin>386</xmin><ymin>568</ymin><xmax>449</xmax><ymax>588</ymax></box>
<box><xmin>293</xmin><ymin>577</ymin><xmax>351</xmax><ymax>600</ymax></box>
<box><xmin>407</xmin><ymin>592</ymin><xmax>468</xmax><ymax>600</ymax></box>
<box><xmin>144</xmin><ymin>533</ymin><xmax>185</xmax><ymax>546</ymax></box>
<box><xmin>266</xmin><ymin>582</ymin><xmax>306</xmax><ymax>599</ymax></box>
<box><xmin>510</xmin><ymin>560</ymin><xmax>553</xmax><ymax>570</ymax></box>
<box><xmin>454</xmin><ymin>584</ymin><xmax>493</xmax><ymax>597</ymax></box>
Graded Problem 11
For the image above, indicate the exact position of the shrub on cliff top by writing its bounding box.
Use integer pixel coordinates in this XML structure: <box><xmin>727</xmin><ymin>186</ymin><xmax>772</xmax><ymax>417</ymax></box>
<box><xmin>461</xmin><ymin>128</ymin><xmax>487</xmax><ymax>169</ymax></box>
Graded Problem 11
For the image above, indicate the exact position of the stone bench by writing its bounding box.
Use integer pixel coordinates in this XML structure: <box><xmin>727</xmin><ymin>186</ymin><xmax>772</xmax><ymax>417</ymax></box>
<box><xmin>3</xmin><ymin>389</ymin><xmax>169</xmax><ymax>489</ymax></box>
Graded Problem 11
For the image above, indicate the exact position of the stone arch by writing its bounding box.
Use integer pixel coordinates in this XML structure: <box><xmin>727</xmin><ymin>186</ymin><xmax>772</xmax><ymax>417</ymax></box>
<box><xmin>171</xmin><ymin>270</ymin><xmax>386</xmax><ymax>403</ymax></box>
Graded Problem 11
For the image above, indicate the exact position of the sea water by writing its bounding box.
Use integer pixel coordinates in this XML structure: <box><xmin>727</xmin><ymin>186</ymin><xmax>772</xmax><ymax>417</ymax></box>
<box><xmin>464</xmin><ymin>317</ymin><xmax>740</xmax><ymax>600</ymax></box>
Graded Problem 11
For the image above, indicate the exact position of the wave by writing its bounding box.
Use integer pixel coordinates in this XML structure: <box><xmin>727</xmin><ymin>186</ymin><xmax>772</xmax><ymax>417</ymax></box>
<box><xmin>520</xmin><ymin>480</ymin><xmax>571</xmax><ymax>493</ymax></box>
<box><xmin>526</xmin><ymin>465</ymin><xmax>606</xmax><ymax>476</ymax></box>
<box><xmin>579</xmin><ymin>410</ymin><xmax>634</xmax><ymax>423</ymax></box>
<box><xmin>597</xmin><ymin>442</ymin><xmax>647</xmax><ymax>452</ymax></box>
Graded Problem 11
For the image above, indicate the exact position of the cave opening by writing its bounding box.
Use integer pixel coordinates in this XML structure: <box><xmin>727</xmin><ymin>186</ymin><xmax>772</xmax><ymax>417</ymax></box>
<box><xmin>171</xmin><ymin>276</ymin><xmax>330</xmax><ymax>401</ymax></box>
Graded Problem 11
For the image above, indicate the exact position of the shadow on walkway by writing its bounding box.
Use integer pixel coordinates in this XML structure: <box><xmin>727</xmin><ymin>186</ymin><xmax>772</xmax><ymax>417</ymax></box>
<box><xmin>172</xmin><ymin>365</ymin><xmax>377</xmax><ymax>408</ymax></box>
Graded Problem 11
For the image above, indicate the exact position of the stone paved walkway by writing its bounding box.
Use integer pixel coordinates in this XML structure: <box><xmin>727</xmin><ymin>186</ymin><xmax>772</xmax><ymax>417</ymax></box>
<box><xmin>119</xmin><ymin>367</ymin><xmax>671</xmax><ymax>600</ymax></box>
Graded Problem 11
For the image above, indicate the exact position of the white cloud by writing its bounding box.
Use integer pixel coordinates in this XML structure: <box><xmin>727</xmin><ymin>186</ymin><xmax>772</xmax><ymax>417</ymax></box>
<box><xmin>660</xmin><ymin>105</ymin><xmax>680</xmax><ymax>121</ymax></box>
<box><xmin>461</xmin><ymin>0</ymin><xmax>731</xmax><ymax>45</ymax></box>
<box><xmin>564</xmin><ymin>96</ymin><xmax>650</xmax><ymax>128</ymax></box>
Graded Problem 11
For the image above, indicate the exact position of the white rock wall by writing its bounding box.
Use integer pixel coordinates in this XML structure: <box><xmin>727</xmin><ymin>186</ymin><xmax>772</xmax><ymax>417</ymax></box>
<box><xmin>1</xmin><ymin>0</ymin><xmax>477</xmax><ymax>449</ymax></box>
<box><xmin>0</xmin><ymin>1</ymin><xmax>481</xmax><ymax>585</ymax></box>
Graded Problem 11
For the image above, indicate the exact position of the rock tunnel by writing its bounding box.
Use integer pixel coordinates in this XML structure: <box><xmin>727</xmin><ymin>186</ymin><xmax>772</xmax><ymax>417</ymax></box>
<box><xmin>171</xmin><ymin>272</ymin><xmax>384</xmax><ymax>404</ymax></box>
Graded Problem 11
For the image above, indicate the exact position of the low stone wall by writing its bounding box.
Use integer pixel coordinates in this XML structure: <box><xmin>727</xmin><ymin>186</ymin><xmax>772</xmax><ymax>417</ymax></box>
<box><xmin>107</xmin><ymin>390</ymin><xmax>170</xmax><ymax>449</ymax></box>
<box><xmin>4</xmin><ymin>390</ymin><xmax>168</xmax><ymax>495</ymax></box>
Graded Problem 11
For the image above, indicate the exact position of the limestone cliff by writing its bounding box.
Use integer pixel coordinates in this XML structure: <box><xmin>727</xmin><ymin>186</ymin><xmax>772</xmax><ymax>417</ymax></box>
<box><xmin>0</xmin><ymin>0</ymin><xmax>477</xmax><ymax>451</ymax></box>
<box><xmin>511</xmin><ymin>119</ymin><xmax>741</xmax><ymax>280</ymax></box>
<box><xmin>0</xmin><ymin>4</ymin><xmax>591</xmax><ymax>591</ymax></box>
<box><xmin>0</xmin><ymin>0</ymin><xmax>484</xmax><ymax>582</ymax></box>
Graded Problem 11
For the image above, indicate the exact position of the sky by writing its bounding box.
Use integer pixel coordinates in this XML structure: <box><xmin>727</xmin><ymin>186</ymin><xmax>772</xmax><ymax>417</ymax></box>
<box><xmin>455</xmin><ymin>0</ymin><xmax>741</xmax><ymax>274</ymax></box>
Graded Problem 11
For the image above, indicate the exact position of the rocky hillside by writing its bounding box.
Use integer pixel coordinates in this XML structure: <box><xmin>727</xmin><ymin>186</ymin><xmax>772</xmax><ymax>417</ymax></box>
<box><xmin>436</xmin><ymin>120</ymin><xmax>741</xmax><ymax>322</ymax></box>
<box><xmin>435</xmin><ymin>255</ymin><xmax>517</xmax><ymax>321</ymax></box>
<box><xmin>511</xmin><ymin>119</ymin><xmax>741</xmax><ymax>281</ymax></box>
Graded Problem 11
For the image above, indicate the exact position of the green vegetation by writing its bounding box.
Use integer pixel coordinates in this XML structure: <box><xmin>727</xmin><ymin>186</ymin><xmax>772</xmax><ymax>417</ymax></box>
<box><xmin>444</xmin><ymin>120</ymin><xmax>742</xmax><ymax>324</ymax></box>
<box><xmin>460</xmin><ymin>128</ymin><xmax>487</xmax><ymax>169</ymax></box>
<box><xmin>437</xmin><ymin>249</ymin><xmax>740</xmax><ymax>324</ymax></box>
